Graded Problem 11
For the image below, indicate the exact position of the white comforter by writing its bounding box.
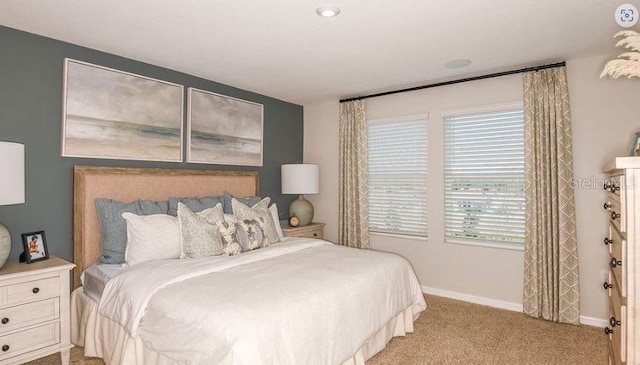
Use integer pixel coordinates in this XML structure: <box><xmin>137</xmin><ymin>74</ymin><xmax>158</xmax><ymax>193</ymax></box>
<box><xmin>99</xmin><ymin>238</ymin><xmax>426</xmax><ymax>364</ymax></box>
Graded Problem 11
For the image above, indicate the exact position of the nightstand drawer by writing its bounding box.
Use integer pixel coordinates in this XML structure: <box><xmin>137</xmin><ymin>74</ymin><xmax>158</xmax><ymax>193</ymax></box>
<box><xmin>282</xmin><ymin>222</ymin><xmax>325</xmax><ymax>239</ymax></box>
<box><xmin>1</xmin><ymin>277</ymin><xmax>59</xmax><ymax>306</ymax></box>
<box><xmin>286</xmin><ymin>228</ymin><xmax>323</xmax><ymax>238</ymax></box>
<box><xmin>0</xmin><ymin>298</ymin><xmax>59</xmax><ymax>334</ymax></box>
<box><xmin>0</xmin><ymin>321</ymin><xmax>60</xmax><ymax>361</ymax></box>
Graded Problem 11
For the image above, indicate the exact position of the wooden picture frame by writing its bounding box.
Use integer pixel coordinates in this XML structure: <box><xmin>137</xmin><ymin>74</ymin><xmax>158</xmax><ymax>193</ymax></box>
<box><xmin>21</xmin><ymin>231</ymin><xmax>49</xmax><ymax>263</ymax></box>
<box><xmin>62</xmin><ymin>58</ymin><xmax>184</xmax><ymax>162</ymax></box>
<box><xmin>187</xmin><ymin>87</ymin><xmax>263</xmax><ymax>166</ymax></box>
<box><xmin>629</xmin><ymin>132</ymin><xmax>640</xmax><ymax>156</ymax></box>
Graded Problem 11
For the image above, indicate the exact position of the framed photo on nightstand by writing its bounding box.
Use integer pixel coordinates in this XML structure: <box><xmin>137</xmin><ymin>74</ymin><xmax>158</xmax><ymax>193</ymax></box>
<box><xmin>629</xmin><ymin>132</ymin><xmax>640</xmax><ymax>156</ymax></box>
<box><xmin>21</xmin><ymin>231</ymin><xmax>49</xmax><ymax>263</ymax></box>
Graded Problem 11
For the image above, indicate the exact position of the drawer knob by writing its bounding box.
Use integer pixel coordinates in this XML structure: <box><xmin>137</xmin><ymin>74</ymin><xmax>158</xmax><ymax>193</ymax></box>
<box><xmin>603</xmin><ymin>237</ymin><xmax>613</xmax><ymax>245</ymax></box>
<box><xmin>603</xmin><ymin>202</ymin><xmax>611</xmax><ymax>210</ymax></box>
<box><xmin>313</xmin><ymin>233</ymin><xmax>318</xmax><ymax>237</ymax></box>
<box><xmin>610</xmin><ymin>184</ymin><xmax>620</xmax><ymax>192</ymax></box>
<box><xmin>609</xmin><ymin>316</ymin><xmax>621</xmax><ymax>327</ymax></box>
<box><xmin>610</xmin><ymin>257</ymin><xmax>622</xmax><ymax>268</ymax></box>
<box><xmin>1</xmin><ymin>345</ymin><xmax>8</xmax><ymax>352</ymax></box>
<box><xmin>32</xmin><ymin>287</ymin><xmax>39</xmax><ymax>294</ymax></box>
<box><xmin>604</xmin><ymin>327</ymin><xmax>613</xmax><ymax>335</ymax></box>
<box><xmin>604</xmin><ymin>182</ymin><xmax>612</xmax><ymax>191</ymax></box>
<box><xmin>603</xmin><ymin>281</ymin><xmax>613</xmax><ymax>290</ymax></box>
<box><xmin>610</xmin><ymin>211</ymin><xmax>620</xmax><ymax>221</ymax></box>
<box><xmin>1</xmin><ymin>318</ymin><xmax>8</xmax><ymax>325</ymax></box>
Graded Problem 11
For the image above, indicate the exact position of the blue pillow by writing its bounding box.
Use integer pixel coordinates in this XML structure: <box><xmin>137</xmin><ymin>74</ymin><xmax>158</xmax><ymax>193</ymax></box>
<box><xmin>95</xmin><ymin>199</ymin><xmax>167</xmax><ymax>264</ymax></box>
<box><xmin>223</xmin><ymin>191</ymin><xmax>262</xmax><ymax>214</ymax></box>
<box><xmin>168</xmin><ymin>196</ymin><xmax>224</xmax><ymax>216</ymax></box>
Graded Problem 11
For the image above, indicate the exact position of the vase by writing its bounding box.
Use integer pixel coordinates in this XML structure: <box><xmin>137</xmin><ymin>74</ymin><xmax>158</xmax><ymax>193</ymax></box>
<box><xmin>289</xmin><ymin>194</ymin><xmax>314</xmax><ymax>226</ymax></box>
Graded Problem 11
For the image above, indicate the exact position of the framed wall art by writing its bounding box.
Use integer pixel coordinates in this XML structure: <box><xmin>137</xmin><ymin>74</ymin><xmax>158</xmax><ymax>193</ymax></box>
<box><xmin>187</xmin><ymin>88</ymin><xmax>263</xmax><ymax>166</ymax></box>
<box><xmin>62</xmin><ymin>58</ymin><xmax>184</xmax><ymax>162</ymax></box>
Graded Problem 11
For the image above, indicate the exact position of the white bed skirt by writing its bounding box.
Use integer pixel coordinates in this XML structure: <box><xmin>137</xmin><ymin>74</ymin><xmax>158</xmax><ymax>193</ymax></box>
<box><xmin>71</xmin><ymin>287</ymin><xmax>416</xmax><ymax>364</ymax></box>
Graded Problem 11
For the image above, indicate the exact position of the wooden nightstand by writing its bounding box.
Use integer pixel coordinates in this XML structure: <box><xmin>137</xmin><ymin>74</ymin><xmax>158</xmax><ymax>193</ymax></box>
<box><xmin>281</xmin><ymin>222</ymin><xmax>325</xmax><ymax>239</ymax></box>
<box><xmin>0</xmin><ymin>256</ymin><xmax>75</xmax><ymax>365</ymax></box>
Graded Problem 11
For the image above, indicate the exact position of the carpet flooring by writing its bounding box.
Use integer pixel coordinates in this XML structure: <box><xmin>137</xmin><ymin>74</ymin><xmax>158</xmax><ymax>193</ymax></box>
<box><xmin>367</xmin><ymin>295</ymin><xmax>607</xmax><ymax>365</ymax></box>
<box><xmin>30</xmin><ymin>294</ymin><xmax>607</xmax><ymax>364</ymax></box>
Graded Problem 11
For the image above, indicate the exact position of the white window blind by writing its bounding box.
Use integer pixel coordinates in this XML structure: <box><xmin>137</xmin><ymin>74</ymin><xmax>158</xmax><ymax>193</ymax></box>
<box><xmin>444</xmin><ymin>108</ymin><xmax>524</xmax><ymax>245</ymax></box>
<box><xmin>368</xmin><ymin>119</ymin><xmax>428</xmax><ymax>236</ymax></box>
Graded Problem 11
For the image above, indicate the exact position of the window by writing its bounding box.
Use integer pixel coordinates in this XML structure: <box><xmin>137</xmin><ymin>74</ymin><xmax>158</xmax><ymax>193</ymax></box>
<box><xmin>368</xmin><ymin>117</ymin><xmax>428</xmax><ymax>236</ymax></box>
<box><xmin>443</xmin><ymin>107</ymin><xmax>524</xmax><ymax>248</ymax></box>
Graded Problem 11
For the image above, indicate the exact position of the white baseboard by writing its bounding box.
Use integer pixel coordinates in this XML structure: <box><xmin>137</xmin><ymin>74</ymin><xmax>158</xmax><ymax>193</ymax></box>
<box><xmin>579</xmin><ymin>316</ymin><xmax>608</xmax><ymax>328</ymax></box>
<box><xmin>422</xmin><ymin>285</ymin><xmax>523</xmax><ymax>312</ymax></box>
<box><xmin>421</xmin><ymin>285</ymin><xmax>607</xmax><ymax>328</ymax></box>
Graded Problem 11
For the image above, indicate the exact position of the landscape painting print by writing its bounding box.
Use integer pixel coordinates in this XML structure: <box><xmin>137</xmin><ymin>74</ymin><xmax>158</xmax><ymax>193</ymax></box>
<box><xmin>187</xmin><ymin>88</ymin><xmax>263</xmax><ymax>166</ymax></box>
<box><xmin>62</xmin><ymin>59</ymin><xmax>183</xmax><ymax>162</ymax></box>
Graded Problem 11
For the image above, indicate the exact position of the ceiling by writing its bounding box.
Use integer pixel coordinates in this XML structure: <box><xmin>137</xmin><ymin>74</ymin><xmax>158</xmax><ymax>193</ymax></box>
<box><xmin>0</xmin><ymin>0</ymin><xmax>636</xmax><ymax>105</ymax></box>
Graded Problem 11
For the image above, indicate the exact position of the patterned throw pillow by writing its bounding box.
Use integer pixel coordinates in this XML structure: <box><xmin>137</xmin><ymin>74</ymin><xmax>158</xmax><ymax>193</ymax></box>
<box><xmin>235</xmin><ymin>219</ymin><xmax>268</xmax><ymax>252</ymax></box>
<box><xmin>215</xmin><ymin>219</ymin><xmax>242</xmax><ymax>256</ymax></box>
<box><xmin>177</xmin><ymin>202</ymin><xmax>225</xmax><ymax>258</ymax></box>
<box><xmin>231</xmin><ymin>198</ymin><xmax>281</xmax><ymax>245</ymax></box>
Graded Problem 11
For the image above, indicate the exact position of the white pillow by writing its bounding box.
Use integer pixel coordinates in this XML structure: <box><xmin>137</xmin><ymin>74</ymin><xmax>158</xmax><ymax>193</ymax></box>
<box><xmin>122</xmin><ymin>213</ymin><xmax>181</xmax><ymax>266</ymax></box>
<box><xmin>269</xmin><ymin>203</ymin><xmax>285</xmax><ymax>240</ymax></box>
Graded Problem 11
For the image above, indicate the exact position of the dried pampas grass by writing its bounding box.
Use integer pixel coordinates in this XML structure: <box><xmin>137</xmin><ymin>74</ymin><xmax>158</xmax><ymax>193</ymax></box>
<box><xmin>601</xmin><ymin>30</ymin><xmax>640</xmax><ymax>78</ymax></box>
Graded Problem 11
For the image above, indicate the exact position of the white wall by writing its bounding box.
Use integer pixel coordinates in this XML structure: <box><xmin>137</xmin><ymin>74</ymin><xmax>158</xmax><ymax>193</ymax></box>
<box><xmin>304</xmin><ymin>54</ymin><xmax>640</xmax><ymax>321</ymax></box>
<box><xmin>304</xmin><ymin>101</ymin><xmax>341</xmax><ymax>243</ymax></box>
<box><xmin>568</xmin><ymin>55</ymin><xmax>640</xmax><ymax>321</ymax></box>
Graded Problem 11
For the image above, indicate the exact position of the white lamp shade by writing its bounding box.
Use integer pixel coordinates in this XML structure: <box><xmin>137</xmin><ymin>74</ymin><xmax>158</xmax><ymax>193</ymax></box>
<box><xmin>281</xmin><ymin>164</ymin><xmax>319</xmax><ymax>194</ymax></box>
<box><xmin>0</xmin><ymin>142</ymin><xmax>25</xmax><ymax>205</ymax></box>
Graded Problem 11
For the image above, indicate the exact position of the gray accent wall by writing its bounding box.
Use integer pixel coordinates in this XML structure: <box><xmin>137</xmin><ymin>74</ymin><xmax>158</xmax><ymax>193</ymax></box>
<box><xmin>0</xmin><ymin>26</ymin><xmax>303</xmax><ymax>262</ymax></box>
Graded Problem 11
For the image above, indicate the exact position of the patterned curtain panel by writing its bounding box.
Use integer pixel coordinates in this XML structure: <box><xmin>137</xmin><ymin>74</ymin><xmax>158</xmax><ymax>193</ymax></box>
<box><xmin>522</xmin><ymin>66</ymin><xmax>580</xmax><ymax>324</ymax></box>
<box><xmin>338</xmin><ymin>100</ymin><xmax>370</xmax><ymax>249</ymax></box>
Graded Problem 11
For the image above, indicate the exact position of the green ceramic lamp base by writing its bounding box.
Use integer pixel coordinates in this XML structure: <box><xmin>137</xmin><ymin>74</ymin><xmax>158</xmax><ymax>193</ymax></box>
<box><xmin>289</xmin><ymin>194</ymin><xmax>314</xmax><ymax>226</ymax></box>
<box><xmin>0</xmin><ymin>221</ymin><xmax>11</xmax><ymax>269</ymax></box>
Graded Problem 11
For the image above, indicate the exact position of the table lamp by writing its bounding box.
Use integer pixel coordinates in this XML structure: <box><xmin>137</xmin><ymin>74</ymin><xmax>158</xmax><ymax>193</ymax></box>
<box><xmin>281</xmin><ymin>164</ymin><xmax>319</xmax><ymax>226</ymax></box>
<box><xmin>0</xmin><ymin>142</ymin><xmax>25</xmax><ymax>268</ymax></box>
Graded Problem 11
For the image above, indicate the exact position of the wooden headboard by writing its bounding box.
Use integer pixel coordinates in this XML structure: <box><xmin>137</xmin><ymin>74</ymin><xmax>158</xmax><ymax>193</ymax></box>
<box><xmin>72</xmin><ymin>166</ymin><xmax>259</xmax><ymax>288</ymax></box>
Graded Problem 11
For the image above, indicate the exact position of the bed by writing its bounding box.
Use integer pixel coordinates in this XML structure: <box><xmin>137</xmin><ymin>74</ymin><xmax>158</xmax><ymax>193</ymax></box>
<box><xmin>70</xmin><ymin>166</ymin><xmax>427</xmax><ymax>364</ymax></box>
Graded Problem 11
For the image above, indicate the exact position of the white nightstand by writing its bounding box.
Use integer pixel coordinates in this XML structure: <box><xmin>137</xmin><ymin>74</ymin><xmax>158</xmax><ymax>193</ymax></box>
<box><xmin>0</xmin><ymin>256</ymin><xmax>75</xmax><ymax>365</ymax></box>
<box><xmin>281</xmin><ymin>222</ymin><xmax>325</xmax><ymax>239</ymax></box>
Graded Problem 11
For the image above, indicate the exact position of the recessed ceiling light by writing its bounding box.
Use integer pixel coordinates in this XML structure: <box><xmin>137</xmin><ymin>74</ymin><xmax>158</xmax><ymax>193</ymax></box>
<box><xmin>445</xmin><ymin>59</ymin><xmax>472</xmax><ymax>69</ymax></box>
<box><xmin>316</xmin><ymin>5</ymin><xmax>340</xmax><ymax>17</ymax></box>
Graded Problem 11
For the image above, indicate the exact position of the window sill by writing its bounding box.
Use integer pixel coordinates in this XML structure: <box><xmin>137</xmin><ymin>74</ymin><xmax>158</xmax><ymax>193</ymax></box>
<box><xmin>445</xmin><ymin>237</ymin><xmax>524</xmax><ymax>252</ymax></box>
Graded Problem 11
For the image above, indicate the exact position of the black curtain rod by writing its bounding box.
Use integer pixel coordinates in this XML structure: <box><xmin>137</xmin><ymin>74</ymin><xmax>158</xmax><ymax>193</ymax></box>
<box><xmin>339</xmin><ymin>61</ymin><xmax>566</xmax><ymax>103</ymax></box>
